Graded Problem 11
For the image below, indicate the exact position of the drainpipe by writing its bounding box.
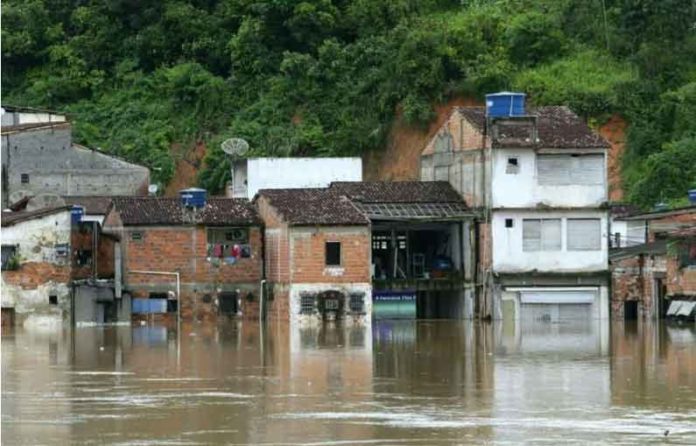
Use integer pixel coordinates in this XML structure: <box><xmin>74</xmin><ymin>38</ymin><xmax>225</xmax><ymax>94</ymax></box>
<box><xmin>259</xmin><ymin>279</ymin><xmax>267</xmax><ymax>323</ymax></box>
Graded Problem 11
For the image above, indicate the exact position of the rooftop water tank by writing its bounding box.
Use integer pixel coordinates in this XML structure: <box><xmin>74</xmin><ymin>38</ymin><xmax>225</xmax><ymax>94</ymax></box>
<box><xmin>70</xmin><ymin>205</ymin><xmax>84</xmax><ymax>224</ymax></box>
<box><xmin>688</xmin><ymin>189</ymin><xmax>696</xmax><ymax>204</ymax></box>
<box><xmin>486</xmin><ymin>92</ymin><xmax>526</xmax><ymax>118</ymax></box>
<box><xmin>179</xmin><ymin>188</ymin><xmax>207</xmax><ymax>208</ymax></box>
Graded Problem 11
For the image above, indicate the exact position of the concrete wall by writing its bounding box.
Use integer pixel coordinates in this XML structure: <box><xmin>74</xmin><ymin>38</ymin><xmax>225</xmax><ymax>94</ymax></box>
<box><xmin>1</xmin><ymin>211</ymin><xmax>72</xmax><ymax>326</ymax></box>
<box><xmin>491</xmin><ymin>149</ymin><xmax>607</xmax><ymax>208</ymax></box>
<box><xmin>1</xmin><ymin>109</ymin><xmax>66</xmax><ymax>126</ymax></box>
<box><xmin>491</xmin><ymin>210</ymin><xmax>609</xmax><ymax>273</ymax></box>
<box><xmin>241</xmin><ymin>157</ymin><xmax>362</xmax><ymax>200</ymax></box>
<box><xmin>2</xmin><ymin>126</ymin><xmax>149</xmax><ymax>206</ymax></box>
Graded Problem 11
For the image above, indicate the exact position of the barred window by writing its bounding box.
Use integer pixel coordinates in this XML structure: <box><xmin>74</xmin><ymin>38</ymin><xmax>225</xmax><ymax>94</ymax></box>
<box><xmin>349</xmin><ymin>293</ymin><xmax>365</xmax><ymax>313</ymax></box>
<box><xmin>300</xmin><ymin>294</ymin><xmax>316</xmax><ymax>314</ymax></box>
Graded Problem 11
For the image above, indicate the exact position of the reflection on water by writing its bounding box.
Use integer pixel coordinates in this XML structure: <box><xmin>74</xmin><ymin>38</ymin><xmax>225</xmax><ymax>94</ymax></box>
<box><xmin>2</xmin><ymin>320</ymin><xmax>695</xmax><ymax>445</ymax></box>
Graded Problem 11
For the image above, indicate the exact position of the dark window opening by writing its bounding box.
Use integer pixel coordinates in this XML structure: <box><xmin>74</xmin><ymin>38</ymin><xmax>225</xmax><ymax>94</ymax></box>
<box><xmin>207</xmin><ymin>227</ymin><xmax>249</xmax><ymax>259</ymax></box>
<box><xmin>613</xmin><ymin>233</ymin><xmax>621</xmax><ymax>248</ymax></box>
<box><xmin>49</xmin><ymin>295</ymin><xmax>58</xmax><ymax>305</ymax></box>
<box><xmin>21</xmin><ymin>173</ymin><xmax>29</xmax><ymax>184</ymax></box>
<box><xmin>1</xmin><ymin>245</ymin><xmax>18</xmax><ymax>270</ymax></box>
<box><xmin>505</xmin><ymin>218</ymin><xmax>514</xmax><ymax>228</ymax></box>
<box><xmin>75</xmin><ymin>249</ymin><xmax>92</xmax><ymax>266</ymax></box>
<box><xmin>131</xmin><ymin>232</ymin><xmax>143</xmax><ymax>242</ymax></box>
<box><xmin>624</xmin><ymin>301</ymin><xmax>638</xmax><ymax>320</ymax></box>
<box><xmin>325</xmin><ymin>242</ymin><xmax>341</xmax><ymax>266</ymax></box>
<box><xmin>167</xmin><ymin>300</ymin><xmax>178</xmax><ymax>313</ymax></box>
<box><xmin>349</xmin><ymin>293</ymin><xmax>365</xmax><ymax>313</ymax></box>
<box><xmin>219</xmin><ymin>292</ymin><xmax>238</xmax><ymax>314</ymax></box>
<box><xmin>506</xmin><ymin>158</ymin><xmax>519</xmax><ymax>174</ymax></box>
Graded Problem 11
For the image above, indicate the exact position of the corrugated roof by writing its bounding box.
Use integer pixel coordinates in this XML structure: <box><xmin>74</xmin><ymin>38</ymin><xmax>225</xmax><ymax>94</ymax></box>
<box><xmin>456</xmin><ymin>106</ymin><xmax>610</xmax><ymax>149</ymax></box>
<box><xmin>111</xmin><ymin>197</ymin><xmax>260</xmax><ymax>226</ymax></box>
<box><xmin>354</xmin><ymin>202</ymin><xmax>472</xmax><ymax>220</ymax></box>
<box><xmin>329</xmin><ymin>181</ymin><xmax>464</xmax><ymax>203</ymax></box>
<box><xmin>256</xmin><ymin>188</ymin><xmax>369</xmax><ymax>226</ymax></box>
<box><xmin>1</xmin><ymin>206</ymin><xmax>71</xmax><ymax>227</ymax></box>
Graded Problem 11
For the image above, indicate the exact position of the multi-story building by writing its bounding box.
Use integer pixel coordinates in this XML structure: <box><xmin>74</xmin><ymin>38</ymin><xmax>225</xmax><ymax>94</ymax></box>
<box><xmin>421</xmin><ymin>93</ymin><xmax>611</xmax><ymax>324</ymax></box>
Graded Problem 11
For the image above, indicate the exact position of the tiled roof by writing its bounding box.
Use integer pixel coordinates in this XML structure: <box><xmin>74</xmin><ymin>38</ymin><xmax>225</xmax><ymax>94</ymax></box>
<box><xmin>111</xmin><ymin>197</ymin><xmax>260</xmax><ymax>226</ymax></box>
<box><xmin>63</xmin><ymin>196</ymin><xmax>114</xmax><ymax>215</ymax></box>
<box><xmin>1</xmin><ymin>206</ymin><xmax>71</xmax><ymax>227</ymax></box>
<box><xmin>329</xmin><ymin>181</ymin><xmax>464</xmax><ymax>203</ymax></box>
<box><xmin>456</xmin><ymin>106</ymin><xmax>610</xmax><ymax>149</ymax></box>
<box><xmin>256</xmin><ymin>188</ymin><xmax>369</xmax><ymax>226</ymax></box>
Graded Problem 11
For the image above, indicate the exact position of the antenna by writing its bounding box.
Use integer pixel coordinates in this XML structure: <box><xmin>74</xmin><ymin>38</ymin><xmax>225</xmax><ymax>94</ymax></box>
<box><xmin>221</xmin><ymin>138</ymin><xmax>249</xmax><ymax>158</ymax></box>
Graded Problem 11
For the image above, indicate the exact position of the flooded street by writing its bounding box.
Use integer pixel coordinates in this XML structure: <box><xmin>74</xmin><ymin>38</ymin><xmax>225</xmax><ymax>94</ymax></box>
<box><xmin>2</xmin><ymin>320</ymin><xmax>695</xmax><ymax>445</ymax></box>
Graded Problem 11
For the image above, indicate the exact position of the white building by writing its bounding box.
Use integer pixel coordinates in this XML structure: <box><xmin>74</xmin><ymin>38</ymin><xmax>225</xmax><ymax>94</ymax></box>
<box><xmin>227</xmin><ymin>157</ymin><xmax>362</xmax><ymax>200</ymax></box>
<box><xmin>421</xmin><ymin>94</ymin><xmax>611</xmax><ymax>324</ymax></box>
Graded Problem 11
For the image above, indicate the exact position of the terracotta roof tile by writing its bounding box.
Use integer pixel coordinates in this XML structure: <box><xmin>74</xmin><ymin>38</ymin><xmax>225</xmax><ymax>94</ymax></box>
<box><xmin>329</xmin><ymin>181</ymin><xmax>464</xmax><ymax>203</ymax></box>
<box><xmin>256</xmin><ymin>188</ymin><xmax>369</xmax><ymax>226</ymax></box>
<box><xmin>63</xmin><ymin>196</ymin><xmax>114</xmax><ymax>215</ymax></box>
<box><xmin>111</xmin><ymin>197</ymin><xmax>260</xmax><ymax>226</ymax></box>
<box><xmin>1</xmin><ymin>206</ymin><xmax>71</xmax><ymax>227</ymax></box>
<box><xmin>456</xmin><ymin>106</ymin><xmax>610</xmax><ymax>149</ymax></box>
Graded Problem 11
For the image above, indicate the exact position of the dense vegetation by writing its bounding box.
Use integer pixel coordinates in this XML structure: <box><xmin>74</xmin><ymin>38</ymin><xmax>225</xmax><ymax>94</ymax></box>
<box><xmin>3</xmin><ymin>0</ymin><xmax>695</xmax><ymax>207</ymax></box>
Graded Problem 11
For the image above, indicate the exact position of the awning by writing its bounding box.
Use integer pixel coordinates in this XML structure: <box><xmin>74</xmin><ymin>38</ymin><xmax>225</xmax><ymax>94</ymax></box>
<box><xmin>666</xmin><ymin>300</ymin><xmax>696</xmax><ymax>317</ymax></box>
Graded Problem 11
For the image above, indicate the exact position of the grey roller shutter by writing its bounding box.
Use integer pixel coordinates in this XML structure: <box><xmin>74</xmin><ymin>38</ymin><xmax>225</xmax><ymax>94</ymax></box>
<box><xmin>567</xmin><ymin>218</ymin><xmax>601</xmax><ymax>250</ymax></box>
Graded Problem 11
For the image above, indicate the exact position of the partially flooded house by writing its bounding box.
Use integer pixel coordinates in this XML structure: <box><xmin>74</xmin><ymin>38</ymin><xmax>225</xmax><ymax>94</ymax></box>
<box><xmin>1</xmin><ymin>206</ymin><xmax>74</xmax><ymax>327</ymax></box>
<box><xmin>255</xmin><ymin>188</ymin><xmax>372</xmax><ymax>324</ymax></box>
<box><xmin>104</xmin><ymin>190</ymin><xmax>263</xmax><ymax>322</ymax></box>
<box><xmin>610</xmin><ymin>205</ymin><xmax>696</xmax><ymax>320</ymax></box>
<box><xmin>421</xmin><ymin>93</ymin><xmax>611</xmax><ymax>324</ymax></box>
<box><xmin>328</xmin><ymin>181</ymin><xmax>475</xmax><ymax>319</ymax></box>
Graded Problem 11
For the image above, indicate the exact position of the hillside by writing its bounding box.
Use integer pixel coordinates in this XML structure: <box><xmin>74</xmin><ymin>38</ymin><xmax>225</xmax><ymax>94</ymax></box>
<box><xmin>2</xmin><ymin>0</ymin><xmax>695</xmax><ymax>207</ymax></box>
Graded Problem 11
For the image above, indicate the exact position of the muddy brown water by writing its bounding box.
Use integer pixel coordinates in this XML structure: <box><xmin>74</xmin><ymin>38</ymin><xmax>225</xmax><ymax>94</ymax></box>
<box><xmin>2</xmin><ymin>320</ymin><xmax>695</xmax><ymax>445</ymax></box>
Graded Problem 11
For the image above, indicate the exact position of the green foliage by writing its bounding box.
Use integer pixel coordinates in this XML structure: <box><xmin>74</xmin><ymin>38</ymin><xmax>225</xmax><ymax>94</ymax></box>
<box><xmin>2</xmin><ymin>0</ymin><xmax>695</xmax><ymax>205</ymax></box>
<box><xmin>514</xmin><ymin>51</ymin><xmax>636</xmax><ymax>118</ymax></box>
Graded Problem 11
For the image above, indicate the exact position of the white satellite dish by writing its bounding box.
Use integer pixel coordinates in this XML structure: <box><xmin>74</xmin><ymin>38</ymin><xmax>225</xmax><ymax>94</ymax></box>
<box><xmin>221</xmin><ymin>138</ymin><xmax>249</xmax><ymax>158</ymax></box>
<box><xmin>148</xmin><ymin>184</ymin><xmax>159</xmax><ymax>196</ymax></box>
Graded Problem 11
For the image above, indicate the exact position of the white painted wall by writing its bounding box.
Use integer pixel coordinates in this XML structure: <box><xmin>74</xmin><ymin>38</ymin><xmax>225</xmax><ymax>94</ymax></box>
<box><xmin>1</xmin><ymin>108</ymin><xmax>67</xmax><ymax>126</ymax></box>
<box><xmin>238</xmin><ymin>157</ymin><xmax>362</xmax><ymax>199</ymax></box>
<box><xmin>289</xmin><ymin>283</ymin><xmax>372</xmax><ymax>326</ymax></box>
<box><xmin>491</xmin><ymin>149</ymin><xmax>606</xmax><ymax>208</ymax></box>
<box><xmin>492</xmin><ymin>210</ymin><xmax>608</xmax><ymax>273</ymax></box>
<box><xmin>609</xmin><ymin>218</ymin><xmax>646</xmax><ymax>248</ymax></box>
<box><xmin>1</xmin><ymin>210</ymin><xmax>72</xmax><ymax>325</ymax></box>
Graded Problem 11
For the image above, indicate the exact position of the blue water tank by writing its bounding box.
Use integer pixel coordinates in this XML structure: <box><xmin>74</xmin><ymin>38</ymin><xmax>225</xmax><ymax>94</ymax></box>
<box><xmin>70</xmin><ymin>205</ymin><xmax>84</xmax><ymax>224</ymax></box>
<box><xmin>689</xmin><ymin>189</ymin><xmax>696</xmax><ymax>204</ymax></box>
<box><xmin>486</xmin><ymin>92</ymin><xmax>526</xmax><ymax>118</ymax></box>
<box><xmin>179</xmin><ymin>188</ymin><xmax>207</xmax><ymax>208</ymax></box>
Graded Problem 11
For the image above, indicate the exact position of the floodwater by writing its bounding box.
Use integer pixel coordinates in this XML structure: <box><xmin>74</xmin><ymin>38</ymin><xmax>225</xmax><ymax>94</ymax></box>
<box><xmin>2</xmin><ymin>320</ymin><xmax>695</xmax><ymax>445</ymax></box>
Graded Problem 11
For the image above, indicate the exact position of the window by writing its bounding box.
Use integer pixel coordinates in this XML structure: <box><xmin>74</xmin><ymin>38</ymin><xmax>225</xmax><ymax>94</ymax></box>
<box><xmin>567</xmin><ymin>219</ymin><xmax>601</xmax><ymax>251</ymax></box>
<box><xmin>537</xmin><ymin>154</ymin><xmax>604</xmax><ymax>185</ymax></box>
<box><xmin>300</xmin><ymin>293</ymin><xmax>316</xmax><ymax>314</ymax></box>
<box><xmin>49</xmin><ymin>295</ymin><xmax>58</xmax><ymax>305</ymax></box>
<box><xmin>505</xmin><ymin>218</ymin><xmax>514</xmax><ymax>228</ymax></box>
<box><xmin>131</xmin><ymin>232</ymin><xmax>143</xmax><ymax>242</ymax></box>
<box><xmin>208</xmin><ymin>227</ymin><xmax>248</xmax><ymax>243</ymax></box>
<box><xmin>506</xmin><ymin>157</ymin><xmax>519</xmax><ymax>174</ymax></box>
<box><xmin>75</xmin><ymin>249</ymin><xmax>92</xmax><ymax>266</ymax></box>
<box><xmin>55</xmin><ymin>243</ymin><xmax>69</xmax><ymax>256</ymax></box>
<box><xmin>20</xmin><ymin>173</ymin><xmax>29</xmax><ymax>184</ymax></box>
<box><xmin>1</xmin><ymin>245</ymin><xmax>18</xmax><ymax>270</ymax></box>
<box><xmin>207</xmin><ymin>227</ymin><xmax>249</xmax><ymax>259</ymax></box>
<box><xmin>325</xmin><ymin>241</ymin><xmax>341</xmax><ymax>266</ymax></box>
<box><xmin>349</xmin><ymin>293</ymin><xmax>365</xmax><ymax>313</ymax></box>
<box><xmin>678</xmin><ymin>241</ymin><xmax>696</xmax><ymax>268</ymax></box>
<box><xmin>523</xmin><ymin>219</ymin><xmax>561</xmax><ymax>251</ymax></box>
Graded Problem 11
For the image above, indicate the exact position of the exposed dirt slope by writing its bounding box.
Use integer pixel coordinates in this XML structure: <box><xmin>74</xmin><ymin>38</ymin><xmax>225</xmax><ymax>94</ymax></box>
<box><xmin>363</xmin><ymin>97</ymin><xmax>482</xmax><ymax>181</ymax></box>
<box><xmin>599</xmin><ymin>114</ymin><xmax>627</xmax><ymax>202</ymax></box>
<box><xmin>164</xmin><ymin>141</ymin><xmax>207</xmax><ymax>196</ymax></box>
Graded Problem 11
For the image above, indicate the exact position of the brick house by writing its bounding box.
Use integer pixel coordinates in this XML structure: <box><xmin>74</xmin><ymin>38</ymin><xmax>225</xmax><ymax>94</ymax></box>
<box><xmin>610</xmin><ymin>207</ymin><xmax>696</xmax><ymax>319</ymax></box>
<box><xmin>255</xmin><ymin>188</ymin><xmax>372</xmax><ymax>324</ymax></box>
<box><xmin>104</xmin><ymin>194</ymin><xmax>263</xmax><ymax>322</ymax></box>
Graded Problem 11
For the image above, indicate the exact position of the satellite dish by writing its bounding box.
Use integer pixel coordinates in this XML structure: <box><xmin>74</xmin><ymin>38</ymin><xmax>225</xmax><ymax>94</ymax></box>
<box><xmin>26</xmin><ymin>194</ymin><xmax>66</xmax><ymax>211</ymax></box>
<box><xmin>221</xmin><ymin>138</ymin><xmax>249</xmax><ymax>158</ymax></box>
<box><xmin>148</xmin><ymin>184</ymin><xmax>159</xmax><ymax>196</ymax></box>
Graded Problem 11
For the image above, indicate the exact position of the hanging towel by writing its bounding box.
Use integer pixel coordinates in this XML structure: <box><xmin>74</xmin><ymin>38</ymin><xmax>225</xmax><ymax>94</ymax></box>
<box><xmin>232</xmin><ymin>244</ymin><xmax>241</xmax><ymax>258</ymax></box>
<box><xmin>213</xmin><ymin>243</ymin><xmax>223</xmax><ymax>257</ymax></box>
